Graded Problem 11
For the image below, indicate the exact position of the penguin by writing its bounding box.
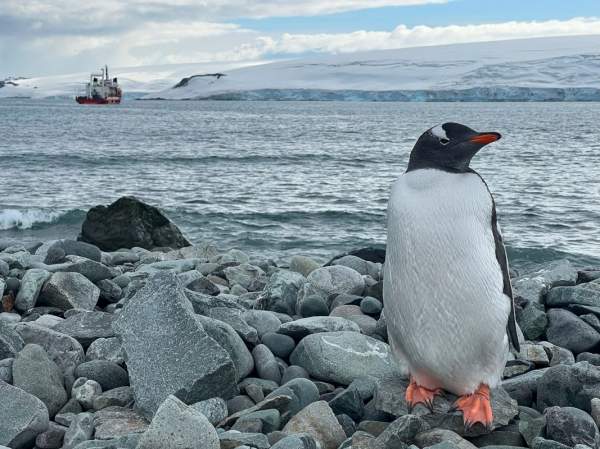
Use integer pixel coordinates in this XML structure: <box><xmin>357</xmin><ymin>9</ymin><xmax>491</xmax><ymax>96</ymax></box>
<box><xmin>383</xmin><ymin>122</ymin><xmax>520</xmax><ymax>429</ymax></box>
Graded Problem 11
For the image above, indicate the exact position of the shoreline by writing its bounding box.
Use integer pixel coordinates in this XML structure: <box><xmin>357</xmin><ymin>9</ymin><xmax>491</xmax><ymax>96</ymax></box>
<box><xmin>1</xmin><ymin>199</ymin><xmax>600</xmax><ymax>447</ymax></box>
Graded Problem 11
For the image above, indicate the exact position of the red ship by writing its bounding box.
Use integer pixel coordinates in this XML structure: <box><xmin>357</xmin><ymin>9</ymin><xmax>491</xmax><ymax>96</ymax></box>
<box><xmin>76</xmin><ymin>66</ymin><xmax>122</xmax><ymax>104</ymax></box>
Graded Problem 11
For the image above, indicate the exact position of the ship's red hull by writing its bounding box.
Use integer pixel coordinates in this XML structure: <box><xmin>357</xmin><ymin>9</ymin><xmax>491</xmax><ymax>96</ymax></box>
<box><xmin>76</xmin><ymin>96</ymin><xmax>121</xmax><ymax>104</ymax></box>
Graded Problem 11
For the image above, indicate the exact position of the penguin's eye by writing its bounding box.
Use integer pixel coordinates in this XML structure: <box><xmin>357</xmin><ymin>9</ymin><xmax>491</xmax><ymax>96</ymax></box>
<box><xmin>440</xmin><ymin>138</ymin><xmax>450</xmax><ymax>145</ymax></box>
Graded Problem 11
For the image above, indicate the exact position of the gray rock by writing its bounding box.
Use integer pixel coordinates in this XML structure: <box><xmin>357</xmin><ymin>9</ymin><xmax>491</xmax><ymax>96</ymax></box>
<box><xmin>0</xmin><ymin>380</ymin><xmax>49</xmax><ymax>449</ymax></box>
<box><xmin>244</xmin><ymin>310</ymin><xmax>282</xmax><ymax>337</ymax></box>
<box><xmin>375</xmin><ymin>414</ymin><xmax>429</xmax><ymax>447</ymax></box>
<box><xmin>75</xmin><ymin>360</ymin><xmax>129</xmax><ymax>391</ymax></box>
<box><xmin>0</xmin><ymin>358</ymin><xmax>12</xmax><ymax>383</ymax></box>
<box><xmin>79</xmin><ymin>196</ymin><xmax>190</xmax><ymax>251</ymax></box>
<box><xmin>307</xmin><ymin>265</ymin><xmax>365</xmax><ymax>298</ymax></box>
<box><xmin>253</xmin><ymin>344</ymin><xmax>282</xmax><ymax>384</ymax></box>
<box><xmin>0</xmin><ymin>259</ymin><xmax>9</xmax><ymax>276</ymax></box>
<box><xmin>578</xmin><ymin>352</ymin><xmax>600</xmax><ymax>366</ymax></box>
<box><xmin>519</xmin><ymin>342</ymin><xmax>550</xmax><ymax>366</ymax></box>
<box><xmin>502</xmin><ymin>367</ymin><xmax>549</xmax><ymax>406</ymax></box>
<box><xmin>96</xmin><ymin>279</ymin><xmax>122</xmax><ymax>303</ymax></box>
<box><xmin>266</xmin><ymin>378</ymin><xmax>320</xmax><ymax>420</ymax></box>
<box><xmin>206</xmin><ymin>307</ymin><xmax>258</xmax><ymax>344</ymax></box>
<box><xmin>62</xmin><ymin>412</ymin><xmax>94</xmax><ymax>449</ymax></box>
<box><xmin>518</xmin><ymin>303</ymin><xmax>548</xmax><ymax>340</ymax></box>
<box><xmin>14</xmin><ymin>322</ymin><xmax>84</xmax><ymax>380</ymax></box>
<box><xmin>290</xmin><ymin>331</ymin><xmax>400</xmax><ymax>385</ymax></box>
<box><xmin>0</xmin><ymin>320</ymin><xmax>24</xmax><ymax>359</ymax></box>
<box><xmin>73</xmin><ymin>378</ymin><xmax>102</xmax><ymax>409</ymax></box>
<box><xmin>14</xmin><ymin>268</ymin><xmax>51</xmax><ymax>311</ymax></box>
<box><xmin>546</xmin><ymin>282</ymin><xmax>600</xmax><ymax>308</ymax></box>
<box><xmin>271</xmin><ymin>434</ymin><xmax>318</xmax><ymax>449</ymax></box>
<box><xmin>224</xmin><ymin>263</ymin><xmax>266</xmax><ymax>291</ymax></box>
<box><xmin>189</xmin><ymin>397</ymin><xmax>228</xmax><ymax>425</ymax></box>
<box><xmin>219</xmin><ymin>431</ymin><xmax>270</xmax><ymax>449</ymax></box>
<box><xmin>283</xmin><ymin>401</ymin><xmax>346</xmax><ymax>449</ymax></box>
<box><xmin>113</xmin><ymin>272</ymin><xmax>238</xmax><ymax>418</ymax></box>
<box><xmin>539</xmin><ymin>341</ymin><xmax>576</xmax><ymax>366</ymax></box>
<box><xmin>218</xmin><ymin>248</ymin><xmax>250</xmax><ymax>264</ymax></box>
<box><xmin>532</xmin><ymin>437</ymin><xmax>572</xmax><ymax>449</ymax></box>
<box><xmin>12</xmin><ymin>344</ymin><xmax>67</xmax><ymax>417</ymax></box>
<box><xmin>54</xmin><ymin>311</ymin><xmax>115</xmax><ymax>347</ymax></box>
<box><xmin>236</xmin><ymin>409</ymin><xmax>281</xmax><ymax>433</ymax></box>
<box><xmin>262</xmin><ymin>332</ymin><xmax>296</xmax><ymax>359</ymax></box>
<box><xmin>92</xmin><ymin>386</ymin><xmax>133</xmax><ymax>410</ymax></box>
<box><xmin>332</xmin><ymin>255</ymin><xmax>381</xmax><ymax>279</ymax></box>
<box><xmin>518</xmin><ymin>408</ymin><xmax>546</xmax><ymax>447</ymax></box>
<box><xmin>299</xmin><ymin>295</ymin><xmax>330</xmax><ymax>317</ymax></box>
<box><xmin>329</xmin><ymin>387</ymin><xmax>364</xmax><ymax>422</ymax></box>
<box><xmin>290</xmin><ymin>256</ymin><xmax>320</xmax><ymax>277</ymax></box>
<box><xmin>195</xmin><ymin>314</ymin><xmax>254</xmax><ymax>380</ymax></box>
<box><xmin>330</xmin><ymin>304</ymin><xmax>364</xmax><ymax>319</ymax></box>
<box><xmin>593</xmin><ymin>398</ymin><xmax>600</xmax><ymax>428</ymax></box>
<box><xmin>545</xmin><ymin>406</ymin><xmax>600</xmax><ymax>448</ymax></box>
<box><xmin>537</xmin><ymin>362</ymin><xmax>600</xmax><ymax>412</ymax></box>
<box><xmin>361</xmin><ymin>297</ymin><xmax>383</xmax><ymax>315</ymax></box>
<box><xmin>92</xmin><ymin>406</ymin><xmax>148</xmax><ymax>440</ymax></box>
<box><xmin>414</xmin><ymin>429</ymin><xmax>477</xmax><ymax>449</ymax></box>
<box><xmin>546</xmin><ymin>309</ymin><xmax>600</xmax><ymax>354</ymax></box>
<box><xmin>38</xmin><ymin>272</ymin><xmax>99</xmax><ymax>311</ymax></box>
<box><xmin>136</xmin><ymin>395</ymin><xmax>218</xmax><ymax>449</ymax></box>
<box><xmin>71</xmin><ymin>434</ymin><xmax>141</xmax><ymax>449</ymax></box>
<box><xmin>35</xmin><ymin>421</ymin><xmax>67</xmax><ymax>449</ymax></box>
<box><xmin>85</xmin><ymin>337</ymin><xmax>124</xmax><ymax>365</ymax></box>
<box><xmin>256</xmin><ymin>269</ymin><xmax>306</xmax><ymax>315</ymax></box>
<box><xmin>281</xmin><ymin>365</ymin><xmax>310</xmax><ymax>385</ymax></box>
<box><xmin>279</xmin><ymin>316</ymin><xmax>361</xmax><ymax>340</ymax></box>
<box><xmin>228</xmin><ymin>395</ymin><xmax>256</xmax><ymax>414</ymax></box>
<box><xmin>513</xmin><ymin>259</ymin><xmax>578</xmax><ymax>304</ymax></box>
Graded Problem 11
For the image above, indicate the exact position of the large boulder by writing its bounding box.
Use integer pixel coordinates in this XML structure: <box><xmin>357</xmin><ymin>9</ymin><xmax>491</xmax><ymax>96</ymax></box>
<box><xmin>12</xmin><ymin>344</ymin><xmax>68</xmax><ymax>417</ymax></box>
<box><xmin>113</xmin><ymin>272</ymin><xmax>238</xmax><ymax>418</ymax></box>
<box><xmin>0</xmin><ymin>380</ymin><xmax>49</xmax><ymax>449</ymax></box>
<box><xmin>79</xmin><ymin>196</ymin><xmax>190</xmax><ymax>251</ymax></box>
<box><xmin>38</xmin><ymin>272</ymin><xmax>100</xmax><ymax>311</ymax></box>
<box><xmin>544</xmin><ymin>406</ymin><xmax>600</xmax><ymax>448</ymax></box>
<box><xmin>537</xmin><ymin>362</ymin><xmax>600</xmax><ymax>413</ymax></box>
<box><xmin>135</xmin><ymin>395</ymin><xmax>219</xmax><ymax>449</ymax></box>
<box><xmin>307</xmin><ymin>266</ymin><xmax>365</xmax><ymax>298</ymax></box>
<box><xmin>290</xmin><ymin>331</ymin><xmax>402</xmax><ymax>385</ymax></box>
<box><xmin>546</xmin><ymin>309</ymin><xmax>600</xmax><ymax>354</ymax></box>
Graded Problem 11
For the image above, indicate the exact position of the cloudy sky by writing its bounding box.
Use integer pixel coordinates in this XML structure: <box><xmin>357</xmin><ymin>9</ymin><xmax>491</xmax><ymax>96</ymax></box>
<box><xmin>2</xmin><ymin>0</ymin><xmax>599</xmax><ymax>76</ymax></box>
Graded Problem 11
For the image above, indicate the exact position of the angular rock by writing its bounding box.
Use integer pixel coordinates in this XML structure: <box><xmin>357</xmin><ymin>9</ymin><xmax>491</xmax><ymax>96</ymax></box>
<box><xmin>267</xmin><ymin>378</ymin><xmax>320</xmax><ymax>420</ymax></box>
<box><xmin>0</xmin><ymin>380</ymin><xmax>49</xmax><ymax>449</ymax></box>
<box><xmin>546</xmin><ymin>309</ymin><xmax>600</xmax><ymax>354</ymax></box>
<box><xmin>85</xmin><ymin>337</ymin><xmax>124</xmax><ymax>365</ymax></box>
<box><xmin>290</xmin><ymin>331</ymin><xmax>400</xmax><ymax>385</ymax></box>
<box><xmin>62</xmin><ymin>412</ymin><xmax>94</xmax><ymax>449</ymax></box>
<box><xmin>224</xmin><ymin>263</ymin><xmax>266</xmax><ymax>291</ymax></box>
<box><xmin>546</xmin><ymin>282</ymin><xmax>600</xmax><ymax>308</ymax></box>
<box><xmin>537</xmin><ymin>362</ymin><xmax>600</xmax><ymax>412</ymax></box>
<box><xmin>13</xmin><ymin>344</ymin><xmax>67</xmax><ymax>417</ymax></box>
<box><xmin>92</xmin><ymin>387</ymin><xmax>134</xmax><ymax>410</ymax></box>
<box><xmin>73</xmin><ymin>378</ymin><xmax>102</xmax><ymax>409</ymax></box>
<box><xmin>0</xmin><ymin>358</ymin><xmax>13</xmax><ymax>384</ymax></box>
<box><xmin>279</xmin><ymin>316</ymin><xmax>361</xmax><ymax>340</ymax></box>
<box><xmin>307</xmin><ymin>265</ymin><xmax>365</xmax><ymax>298</ymax></box>
<box><xmin>136</xmin><ymin>395</ymin><xmax>218</xmax><ymax>449</ymax></box>
<box><xmin>545</xmin><ymin>406</ymin><xmax>600</xmax><ymax>448</ymax></box>
<box><xmin>256</xmin><ymin>269</ymin><xmax>306</xmax><ymax>315</ymax></box>
<box><xmin>219</xmin><ymin>431</ymin><xmax>270</xmax><ymax>449</ymax></box>
<box><xmin>97</xmin><ymin>279</ymin><xmax>122</xmax><ymax>303</ymax></box>
<box><xmin>513</xmin><ymin>260</ymin><xmax>578</xmax><ymax>304</ymax></box>
<box><xmin>271</xmin><ymin>433</ymin><xmax>318</xmax><ymax>449</ymax></box>
<box><xmin>189</xmin><ymin>397</ymin><xmax>228</xmax><ymax>425</ymax></box>
<box><xmin>54</xmin><ymin>311</ymin><xmax>115</xmax><ymax>347</ymax></box>
<box><xmin>283</xmin><ymin>401</ymin><xmax>346</xmax><ymax>449</ymax></box>
<box><xmin>0</xmin><ymin>320</ymin><xmax>24</xmax><ymax>359</ymax></box>
<box><xmin>375</xmin><ymin>414</ymin><xmax>429</xmax><ymax>447</ymax></box>
<box><xmin>75</xmin><ymin>360</ymin><xmax>129</xmax><ymax>391</ymax></box>
<box><xmin>414</xmin><ymin>429</ymin><xmax>477</xmax><ymax>449</ymax></box>
<box><xmin>14</xmin><ymin>268</ymin><xmax>51</xmax><ymax>311</ymax></box>
<box><xmin>35</xmin><ymin>421</ymin><xmax>67</xmax><ymax>449</ymax></box>
<box><xmin>79</xmin><ymin>196</ymin><xmax>190</xmax><ymax>251</ymax></box>
<box><xmin>92</xmin><ymin>406</ymin><xmax>148</xmax><ymax>440</ymax></box>
<box><xmin>502</xmin><ymin>368</ymin><xmax>549</xmax><ymax>406</ymax></box>
<box><xmin>518</xmin><ymin>303</ymin><xmax>548</xmax><ymax>341</ymax></box>
<box><xmin>38</xmin><ymin>272</ymin><xmax>99</xmax><ymax>311</ymax></box>
<box><xmin>206</xmin><ymin>307</ymin><xmax>259</xmax><ymax>344</ymax></box>
<box><xmin>329</xmin><ymin>387</ymin><xmax>364</xmax><ymax>422</ymax></box>
<box><xmin>113</xmin><ymin>272</ymin><xmax>238</xmax><ymax>418</ymax></box>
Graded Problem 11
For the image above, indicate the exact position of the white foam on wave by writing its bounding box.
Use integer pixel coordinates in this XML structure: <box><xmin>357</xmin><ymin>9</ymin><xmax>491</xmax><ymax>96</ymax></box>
<box><xmin>0</xmin><ymin>209</ymin><xmax>61</xmax><ymax>230</ymax></box>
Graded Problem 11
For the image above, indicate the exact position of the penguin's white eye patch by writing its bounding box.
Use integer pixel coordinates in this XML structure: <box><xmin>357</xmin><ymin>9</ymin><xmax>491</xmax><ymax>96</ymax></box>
<box><xmin>430</xmin><ymin>124</ymin><xmax>449</xmax><ymax>141</ymax></box>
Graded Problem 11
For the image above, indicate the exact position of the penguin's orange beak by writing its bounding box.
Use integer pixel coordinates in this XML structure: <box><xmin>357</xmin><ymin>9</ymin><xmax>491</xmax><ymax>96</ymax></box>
<box><xmin>470</xmin><ymin>132</ymin><xmax>501</xmax><ymax>145</ymax></box>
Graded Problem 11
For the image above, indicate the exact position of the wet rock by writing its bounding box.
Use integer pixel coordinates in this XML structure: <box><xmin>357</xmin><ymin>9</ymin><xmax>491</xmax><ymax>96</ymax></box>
<box><xmin>0</xmin><ymin>380</ymin><xmax>49</xmax><ymax>449</ymax></box>
<box><xmin>545</xmin><ymin>406</ymin><xmax>600</xmax><ymax>448</ymax></box>
<box><xmin>546</xmin><ymin>309</ymin><xmax>600</xmax><ymax>354</ymax></box>
<box><xmin>13</xmin><ymin>344</ymin><xmax>67</xmax><ymax>417</ymax></box>
<box><xmin>256</xmin><ymin>269</ymin><xmax>306</xmax><ymax>315</ymax></box>
<box><xmin>262</xmin><ymin>332</ymin><xmax>296</xmax><ymax>359</ymax></box>
<box><xmin>307</xmin><ymin>265</ymin><xmax>365</xmax><ymax>298</ymax></box>
<box><xmin>54</xmin><ymin>311</ymin><xmax>115</xmax><ymax>347</ymax></box>
<box><xmin>75</xmin><ymin>360</ymin><xmax>129</xmax><ymax>391</ymax></box>
<box><xmin>62</xmin><ymin>413</ymin><xmax>94</xmax><ymax>449</ymax></box>
<box><xmin>537</xmin><ymin>362</ymin><xmax>600</xmax><ymax>412</ymax></box>
<box><xmin>14</xmin><ymin>268</ymin><xmax>51</xmax><ymax>311</ymax></box>
<box><xmin>79</xmin><ymin>196</ymin><xmax>190</xmax><ymax>251</ymax></box>
<box><xmin>0</xmin><ymin>320</ymin><xmax>24</xmax><ymax>359</ymax></box>
<box><xmin>290</xmin><ymin>331</ymin><xmax>400</xmax><ymax>385</ymax></box>
<box><xmin>189</xmin><ymin>397</ymin><xmax>228</xmax><ymax>425</ymax></box>
<box><xmin>113</xmin><ymin>272</ymin><xmax>238</xmax><ymax>418</ymax></box>
<box><xmin>279</xmin><ymin>316</ymin><xmax>361</xmax><ymax>340</ymax></box>
<box><xmin>283</xmin><ymin>401</ymin><xmax>346</xmax><ymax>449</ymax></box>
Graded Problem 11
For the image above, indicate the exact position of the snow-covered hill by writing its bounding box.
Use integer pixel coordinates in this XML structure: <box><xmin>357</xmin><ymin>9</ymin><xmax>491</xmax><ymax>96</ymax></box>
<box><xmin>145</xmin><ymin>35</ymin><xmax>600</xmax><ymax>101</ymax></box>
<box><xmin>2</xmin><ymin>35</ymin><xmax>600</xmax><ymax>101</ymax></box>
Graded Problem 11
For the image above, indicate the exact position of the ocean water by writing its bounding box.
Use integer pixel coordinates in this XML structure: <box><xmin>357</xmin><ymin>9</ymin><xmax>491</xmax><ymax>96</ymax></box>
<box><xmin>1</xmin><ymin>98</ymin><xmax>599</xmax><ymax>271</ymax></box>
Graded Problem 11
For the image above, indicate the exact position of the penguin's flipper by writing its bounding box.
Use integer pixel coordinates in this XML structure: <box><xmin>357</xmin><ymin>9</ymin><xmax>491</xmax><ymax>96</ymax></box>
<box><xmin>490</xmin><ymin>203</ymin><xmax>520</xmax><ymax>352</ymax></box>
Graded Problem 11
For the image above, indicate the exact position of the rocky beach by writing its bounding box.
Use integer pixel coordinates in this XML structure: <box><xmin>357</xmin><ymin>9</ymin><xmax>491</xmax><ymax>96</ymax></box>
<box><xmin>1</xmin><ymin>196</ymin><xmax>600</xmax><ymax>449</ymax></box>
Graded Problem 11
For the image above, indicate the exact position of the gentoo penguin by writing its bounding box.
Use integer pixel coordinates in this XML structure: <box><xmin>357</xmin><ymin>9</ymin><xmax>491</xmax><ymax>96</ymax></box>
<box><xmin>383</xmin><ymin>122</ymin><xmax>519</xmax><ymax>429</ymax></box>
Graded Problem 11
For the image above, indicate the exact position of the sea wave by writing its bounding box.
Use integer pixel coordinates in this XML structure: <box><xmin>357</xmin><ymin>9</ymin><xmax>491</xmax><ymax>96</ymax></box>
<box><xmin>0</xmin><ymin>208</ymin><xmax>85</xmax><ymax>230</ymax></box>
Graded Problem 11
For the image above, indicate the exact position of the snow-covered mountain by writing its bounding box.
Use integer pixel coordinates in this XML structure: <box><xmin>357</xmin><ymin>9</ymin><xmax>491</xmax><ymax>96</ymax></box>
<box><xmin>2</xmin><ymin>35</ymin><xmax>599</xmax><ymax>101</ymax></box>
<box><xmin>145</xmin><ymin>35</ymin><xmax>600</xmax><ymax>101</ymax></box>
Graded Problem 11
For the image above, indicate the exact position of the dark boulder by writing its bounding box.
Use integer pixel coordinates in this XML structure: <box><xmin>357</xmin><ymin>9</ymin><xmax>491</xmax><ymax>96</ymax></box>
<box><xmin>79</xmin><ymin>196</ymin><xmax>190</xmax><ymax>251</ymax></box>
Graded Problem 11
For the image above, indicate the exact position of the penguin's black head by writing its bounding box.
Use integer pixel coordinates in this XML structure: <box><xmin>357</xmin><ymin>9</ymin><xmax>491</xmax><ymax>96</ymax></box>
<box><xmin>406</xmin><ymin>122</ymin><xmax>501</xmax><ymax>173</ymax></box>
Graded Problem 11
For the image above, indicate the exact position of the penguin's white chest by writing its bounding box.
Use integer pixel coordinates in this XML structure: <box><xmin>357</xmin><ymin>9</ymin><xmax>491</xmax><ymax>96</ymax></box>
<box><xmin>384</xmin><ymin>169</ymin><xmax>510</xmax><ymax>394</ymax></box>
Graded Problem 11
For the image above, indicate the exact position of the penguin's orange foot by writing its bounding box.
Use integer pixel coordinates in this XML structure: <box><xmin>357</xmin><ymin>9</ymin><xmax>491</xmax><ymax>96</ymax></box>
<box><xmin>405</xmin><ymin>378</ymin><xmax>442</xmax><ymax>411</ymax></box>
<box><xmin>454</xmin><ymin>384</ymin><xmax>493</xmax><ymax>430</ymax></box>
